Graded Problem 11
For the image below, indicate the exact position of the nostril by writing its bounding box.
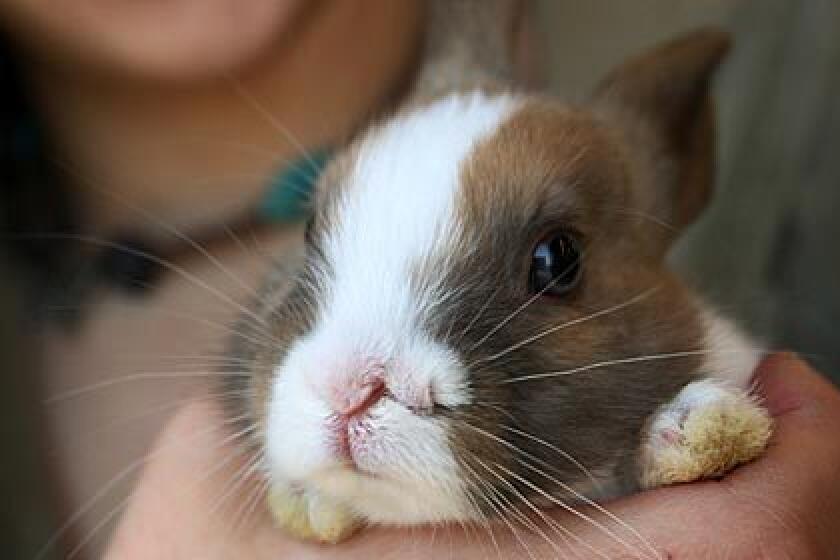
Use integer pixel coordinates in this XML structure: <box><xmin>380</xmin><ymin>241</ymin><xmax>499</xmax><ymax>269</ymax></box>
<box><xmin>338</xmin><ymin>378</ymin><xmax>387</xmax><ymax>418</ymax></box>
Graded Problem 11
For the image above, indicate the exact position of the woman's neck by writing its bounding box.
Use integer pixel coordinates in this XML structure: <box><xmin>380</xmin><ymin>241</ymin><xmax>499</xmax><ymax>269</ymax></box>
<box><xmin>24</xmin><ymin>1</ymin><xmax>423</xmax><ymax>240</ymax></box>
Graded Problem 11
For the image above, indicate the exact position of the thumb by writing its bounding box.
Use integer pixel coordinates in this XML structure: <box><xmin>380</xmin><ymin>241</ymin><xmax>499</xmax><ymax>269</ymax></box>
<box><xmin>731</xmin><ymin>352</ymin><xmax>840</xmax><ymax>489</ymax></box>
<box><xmin>751</xmin><ymin>352</ymin><xmax>839</xmax><ymax>420</ymax></box>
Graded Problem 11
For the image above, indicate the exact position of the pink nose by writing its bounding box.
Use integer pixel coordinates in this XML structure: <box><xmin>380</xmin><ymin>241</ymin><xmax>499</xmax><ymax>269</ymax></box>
<box><xmin>333</xmin><ymin>377</ymin><xmax>387</xmax><ymax>418</ymax></box>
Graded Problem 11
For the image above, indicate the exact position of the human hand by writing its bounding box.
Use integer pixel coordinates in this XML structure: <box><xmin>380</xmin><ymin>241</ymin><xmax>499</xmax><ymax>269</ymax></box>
<box><xmin>105</xmin><ymin>353</ymin><xmax>840</xmax><ymax>559</ymax></box>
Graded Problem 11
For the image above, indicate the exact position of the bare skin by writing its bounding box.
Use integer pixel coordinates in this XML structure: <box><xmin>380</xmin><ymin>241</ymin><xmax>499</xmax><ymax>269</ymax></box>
<box><xmin>3</xmin><ymin>1</ymin><xmax>424</xmax><ymax>555</ymax></box>
<box><xmin>15</xmin><ymin>0</ymin><xmax>424</xmax><ymax>236</ymax></box>
<box><xmin>105</xmin><ymin>353</ymin><xmax>840</xmax><ymax>559</ymax></box>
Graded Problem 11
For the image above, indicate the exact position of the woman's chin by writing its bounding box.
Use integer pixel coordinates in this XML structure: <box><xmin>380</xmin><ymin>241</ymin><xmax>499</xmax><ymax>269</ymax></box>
<box><xmin>3</xmin><ymin>0</ymin><xmax>311</xmax><ymax>82</ymax></box>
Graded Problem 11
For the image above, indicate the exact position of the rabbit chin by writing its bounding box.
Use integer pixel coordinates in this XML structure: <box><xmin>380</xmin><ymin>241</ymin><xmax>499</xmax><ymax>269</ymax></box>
<box><xmin>264</xmin><ymin>401</ymin><xmax>475</xmax><ymax>524</ymax></box>
<box><xmin>264</xmin><ymin>403</ymin><xmax>475</xmax><ymax>524</ymax></box>
<box><xmin>306</xmin><ymin>465</ymin><xmax>475</xmax><ymax>524</ymax></box>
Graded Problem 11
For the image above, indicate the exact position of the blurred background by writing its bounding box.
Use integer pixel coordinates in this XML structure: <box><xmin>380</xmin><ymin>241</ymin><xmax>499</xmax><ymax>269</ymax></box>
<box><xmin>2</xmin><ymin>0</ymin><xmax>838</xmax><ymax>558</ymax></box>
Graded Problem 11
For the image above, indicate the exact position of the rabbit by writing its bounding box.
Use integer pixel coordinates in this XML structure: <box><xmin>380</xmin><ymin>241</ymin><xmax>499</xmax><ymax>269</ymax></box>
<box><xmin>221</xmin><ymin>1</ymin><xmax>772</xmax><ymax>545</ymax></box>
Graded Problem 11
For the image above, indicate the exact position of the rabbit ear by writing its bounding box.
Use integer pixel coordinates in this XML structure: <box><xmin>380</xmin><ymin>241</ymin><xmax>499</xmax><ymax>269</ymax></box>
<box><xmin>593</xmin><ymin>28</ymin><xmax>731</xmax><ymax>236</ymax></box>
<box><xmin>413</xmin><ymin>0</ymin><xmax>524</xmax><ymax>99</ymax></box>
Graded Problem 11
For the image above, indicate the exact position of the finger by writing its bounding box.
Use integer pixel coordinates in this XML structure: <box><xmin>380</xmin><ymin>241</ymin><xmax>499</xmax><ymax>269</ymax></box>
<box><xmin>728</xmin><ymin>353</ymin><xmax>840</xmax><ymax>489</ymax></box>
<box><xmin>717</xmin><ymin>353</ymin><xmax>840</xmax><ymax>552</ymax></box>
<box><xmin>106</xmin><ymin>400</ymin><xmax>279</xmax><ymax>559</ymax></box>
<box><xmin>106</xmin><ymin>401</ymin><xmax>495</xmax><ymax>560</ymax></box>
<box><xmin>752</xmin><ymin>352</ymin><xmax>840</xmax><ymax>417</ymax></box>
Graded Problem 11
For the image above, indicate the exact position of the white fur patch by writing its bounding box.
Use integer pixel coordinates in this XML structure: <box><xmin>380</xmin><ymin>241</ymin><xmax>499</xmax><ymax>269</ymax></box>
<box><xmin>700</xmin><ymin>306</ymin><xmax>762</xmax><ymax>388</ymax></box>
<box><xmin>649</xmin><ymin>378</ymin><xmax>736</xmax><ymax>437</ymax></box>
<box><xmin>320</xmin><ymin>92</ymin><xmax>519</xmax><ymax>346</ymax></box>
<box><xmin>265</xmin><ymin>92</ymin><xmax>519</xmax><ymax>523</ymax></box>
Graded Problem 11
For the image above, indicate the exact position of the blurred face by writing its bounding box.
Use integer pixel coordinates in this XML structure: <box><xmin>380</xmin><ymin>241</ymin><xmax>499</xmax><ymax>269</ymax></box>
<box><xmin>0</xmin><ymin>0</ymin><xmax>310</xmax><ymax>80</ymax></box>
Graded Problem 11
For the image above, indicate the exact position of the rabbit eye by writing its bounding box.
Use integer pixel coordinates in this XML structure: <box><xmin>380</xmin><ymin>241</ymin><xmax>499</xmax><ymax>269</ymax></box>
<box><xmin>529</xmin><ymin>232</ymin><xmax>582</xmax><ymax>296</ymax></box>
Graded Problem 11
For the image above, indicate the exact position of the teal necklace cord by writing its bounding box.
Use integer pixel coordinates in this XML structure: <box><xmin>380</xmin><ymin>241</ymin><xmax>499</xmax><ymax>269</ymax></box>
<box><xmin>258</xmin><ymin>148</ymin><xmax>331</xmax><ymax>223</ymax></box>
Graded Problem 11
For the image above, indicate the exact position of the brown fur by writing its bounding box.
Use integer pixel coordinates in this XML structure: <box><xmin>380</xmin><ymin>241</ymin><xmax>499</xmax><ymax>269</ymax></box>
<box><xmin>435</xmin><ymin>96</ymin><xmax>712</xmax><ymax>503</ymax></box>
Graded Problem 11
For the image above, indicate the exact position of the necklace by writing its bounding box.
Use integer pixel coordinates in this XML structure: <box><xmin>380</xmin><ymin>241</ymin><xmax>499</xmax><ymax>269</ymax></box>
<box><xmin>3</xmin><ymin>41</ymin><xmax>332</xmax><ymax>319</ymax></box>
<box><xmin>96</xmin><ymin>149</ymin><xmax>331</xmax><ymax>295</ymax></box>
